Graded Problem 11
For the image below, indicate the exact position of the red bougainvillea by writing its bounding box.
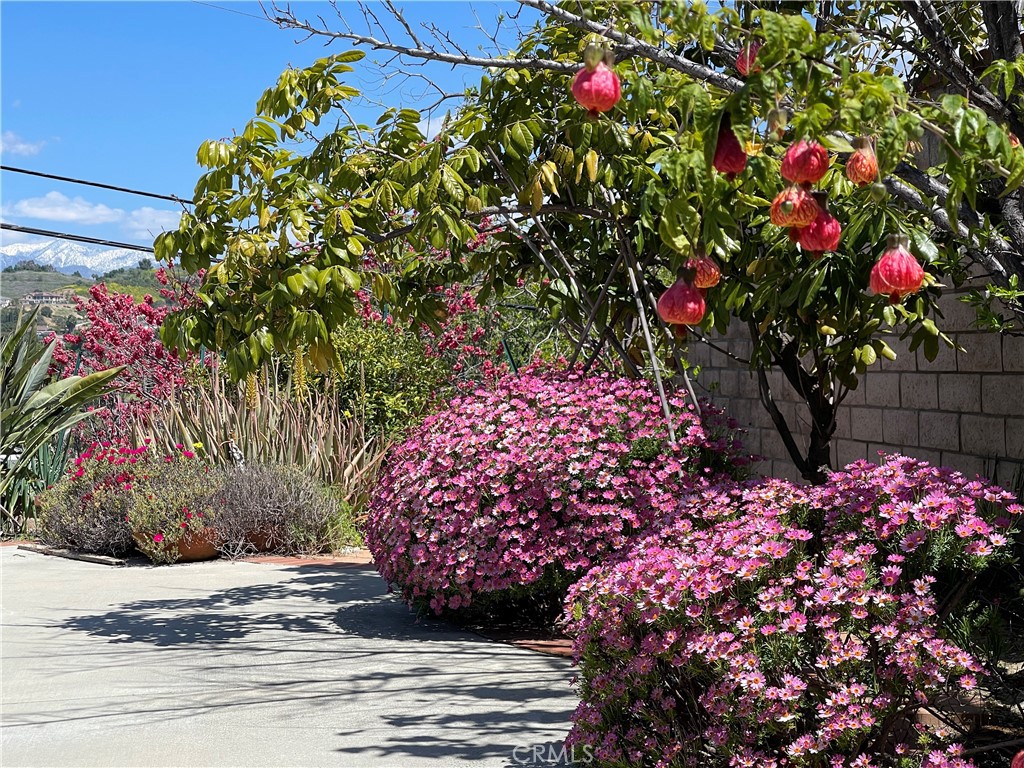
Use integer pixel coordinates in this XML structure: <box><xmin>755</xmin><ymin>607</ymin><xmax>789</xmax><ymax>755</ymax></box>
<box><xmin>46</xmin><ymin>269</ymin><xmax>203</xmax><ymax>440</ymax></box>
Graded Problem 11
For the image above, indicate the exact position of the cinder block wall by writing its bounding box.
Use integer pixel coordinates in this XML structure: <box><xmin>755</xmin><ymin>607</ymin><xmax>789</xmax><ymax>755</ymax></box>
<box><xmin>688</xmin><ymin>290</ymin><xmax>1024</xmax><ymax>483</ymax></box>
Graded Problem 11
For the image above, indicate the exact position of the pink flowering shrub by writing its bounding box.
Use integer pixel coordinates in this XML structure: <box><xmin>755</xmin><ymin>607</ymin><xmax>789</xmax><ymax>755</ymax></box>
<box><xmin>565</xmin><ymin>455</ymin><xmax>1022</xmax><ymax>768</ymax></box>
<box><xmin>366</xmin><ymin>364</ymin><xmax>751</xmax><ymax>615</ymax></box>
<box><xmin>45</xmin><ymin>272</ymin><xmax>204</xmax><ymax>442</ymax></box>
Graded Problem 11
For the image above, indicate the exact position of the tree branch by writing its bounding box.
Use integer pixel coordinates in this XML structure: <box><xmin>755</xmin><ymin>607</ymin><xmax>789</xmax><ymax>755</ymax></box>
<box><xmin>884</xmin><ymin>172</ymin><xmax>1023</xmax><ymax>283</ymax></box>
<box><xmin>269</xmin><ymin>5</ymin><xmax>578</xmax><ymax>73</ymax></box>
<box><xmin>906</xmin><ymin>1</ymin><xmax>1024</xmax><ymax>139</ymax></box>
<box><xmin>748</xmin><ymin>321</ymin><xmax>810</xmax><ymax>478</ymax></box>
<box><xmin>518</xmin><ymin>0</ymin><xmax>745</xmax><ymax>92</ymax></box>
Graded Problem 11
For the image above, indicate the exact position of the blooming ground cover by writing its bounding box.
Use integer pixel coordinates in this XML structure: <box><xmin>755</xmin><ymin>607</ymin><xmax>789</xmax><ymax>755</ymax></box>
<box><xmin>367</xmin><ymin>364</ymin><xmax>751</xmax><ymax>615</ymax></box>
<box><xmin>565</xmin><ymin>456</ymin><xmax>1022</xmax><ymax>768</ymax></box>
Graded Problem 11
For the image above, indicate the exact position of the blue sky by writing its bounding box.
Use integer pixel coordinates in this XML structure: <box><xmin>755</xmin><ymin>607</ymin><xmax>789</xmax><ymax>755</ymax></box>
<box><xmin>0</xmin><ymin>1</ymin><xmax>526</xmax><ymax>251</ymax></box>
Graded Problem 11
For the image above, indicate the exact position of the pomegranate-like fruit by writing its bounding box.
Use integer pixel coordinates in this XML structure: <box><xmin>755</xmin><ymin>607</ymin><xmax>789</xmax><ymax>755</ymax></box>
<box><xmin>798</xmin><ymin>192</ymin><xmax>842</xmax><ymax>255</ymax></box>
<box><xmin>713</xmin><ymin>116</ymin><xmax>747</xmax><ymax>180</ymax></box>
<box><xmin>687</xmin><ymin>252</ymin><xmax>721</xmax><ymax>288</ymax></box>
<box><xmin>1011</xmin><ymin>750</ymin><xmax>1024</xmax><ymax>768</ymax></box>
<box><xmin>736</xmin><ymin>39</ymin><xmax>762</xmax><ymax>76</ymax></box>
<box><xmin>781</xmin><ymin>139</ymin><xmax>830</xmax><ymax>185</ymax></box>
<box><xmin>770</xmin><ymin>185</ymin><xmax>819</xmax><ymax>228</ymax></box>
<box><xmin>657</xmin><ymin>278</ymin><xmax>706</xmax><ymax>326</ymax></box>
<box><xmin>571</xmin><ymin>62</ymin><xmax>621</xmax><ymax>116</ymax></box>
<box><xmin>846</xmin><ymin>136</ymin><xmax>878</xmax><ymax>186</ymax></box>
<box><xmin>869</xmin><ymin>233</ymin><xmax>925</xmax><ymax>303</ymax></box>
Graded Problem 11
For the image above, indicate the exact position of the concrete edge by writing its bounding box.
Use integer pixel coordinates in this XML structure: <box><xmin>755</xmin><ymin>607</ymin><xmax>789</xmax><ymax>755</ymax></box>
<box><xmin>16</xmin><ymin>543</ymin><xmax>128</xmax><ymax>566</ymax></box>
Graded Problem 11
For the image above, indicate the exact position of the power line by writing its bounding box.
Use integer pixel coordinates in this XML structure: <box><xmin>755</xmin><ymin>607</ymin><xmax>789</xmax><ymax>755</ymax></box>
<box><xmin>0</xmin><ymin>165</ymin><xmax>192</xmax><ymax>205</ymax></box>
<box><xmin>0</xmin><ymin>223</ymin><xmax>155</xmax><ymax>253</ymax></box>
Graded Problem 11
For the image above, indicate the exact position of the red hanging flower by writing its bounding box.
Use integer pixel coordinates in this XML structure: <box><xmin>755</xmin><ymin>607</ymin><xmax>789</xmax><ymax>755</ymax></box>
<box><xmin>687</xmin><ymin>252</ymin><xmax>721</xmax><ymax>289</ymax></box>
<box><xmin>713</xmin><ymin>116</ymin><xmax>747</xmax><ymax>180</ymax></box>
<box><xmin>571</xmin><ymin>61</ymin><xmax>621</xmax><ymax>117</ymax></box>
<box><xmin>869</xmin><ymin>233</ymin><xmax>925</xmax><ymax>303</ymax></box>
<box><xmin>657</xmin><ymin>278</ymin><xmax>706</xmax><ymax>326</ymax></box>
<box><xmin>736</xmin><ymin>39</ymin><xmax>762</xmax><ymax>77</ymax></box>
<box><xmin>797</xmin><ymin>192</ymin><xmax>842</xmax><ymax>256</ymax></box>
<box><xmin>846</xmin><ymin>137</ymin><xmax>878</xmax><ymax>187</ymax></box>
<box><xmin>781</xmin><ymin>139</ymin><xmax>830</xmax><ymax>185</ymax></box>
<box><xmin>770</xmin><ymin>185</ymin><xmax>819</xmax><ymax>228</ymax></box>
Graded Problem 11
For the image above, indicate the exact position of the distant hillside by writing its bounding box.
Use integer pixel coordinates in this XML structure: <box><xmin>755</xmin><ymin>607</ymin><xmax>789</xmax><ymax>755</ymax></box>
<box><xmin>0</xmin><ymin>270</ymin><xmax>92</xmax><ymax>301</ymax></box>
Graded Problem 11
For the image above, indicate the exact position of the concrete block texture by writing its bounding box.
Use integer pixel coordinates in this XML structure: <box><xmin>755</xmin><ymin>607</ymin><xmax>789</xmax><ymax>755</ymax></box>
<box><xmin>940</xmin><ymin>452</ymin><xmax>986</xmax><ymax>478</ymax></box>
<box><xmin>936</xmin><ymin>292</ymin><xmax>979</xmax><ymax>330</ymax></box>
<box><xmin>1004</xmin><ymin>335</ymin><xmax>1024</xmax><ymax>372</ymax></box>
<box><xmin>919</xmin><ymin>411</ymin><xmax>959</xmax><ymax>451</ymax></box>
<box><xmin>957</xmin><ymin>333</ymin><xmax>1002</xmax><ymax>372</ymax></box>
<box><xmin>851</xmin><ymin>407</ymin><xmax>884</xmax><ymax>443</ymax></box>
<box><xmin>900</xmin><ymin>373</ymin><xmax>938</xmax><ymax>410</ymax></box>
<box><xmin>866</xmin><ymin>373</ymin><xmax>900</xmax><ymax>408</ymax></box>
<box><xmin>1007</xmin><ymin>418</ymin><xmax>1024</xmax><ymax>461</ymax></box>
<box><xmin>937</xmin><ymin>373</ymin><xmax>981</xmax><ymax>413</ymax></box>
<box><xmin>882</xmin><ymin>410</ymin><xmax>918</xmax><ymax>446</ymax></box>
<box><xmin>835</xmin><ymin>439</ymin><xmax>868</xmax><ymax>468</ymax></box>
<box><xmin>960</xmin><ymin>414</ymin><xmax>1006</xmax><ymax>457</ymax></box>
<box><xmin>878</xmin><ymin>335</ymin><xmax>918</xmax><ymax>372</ymax></box>
<box><xmin>981</xmin><ymin>375</ymin><xmax>1024</xmax><ymax>416</ymax></box>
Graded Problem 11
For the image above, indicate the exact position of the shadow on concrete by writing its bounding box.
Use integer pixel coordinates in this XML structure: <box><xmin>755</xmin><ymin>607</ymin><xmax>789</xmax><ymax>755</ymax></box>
<box><xmin>44</xmin><ymin>562</ymin><xmax>577</xmax><ymax>765</ymax></box>
<box><xmin>59</xmin><ymin>564</ymin><xmax>422</xmax><ymax>647</ymax></box>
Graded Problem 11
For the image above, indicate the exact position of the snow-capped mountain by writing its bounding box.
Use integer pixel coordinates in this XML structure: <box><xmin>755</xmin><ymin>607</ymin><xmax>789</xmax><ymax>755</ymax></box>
<box><xmin>0</xmin><ymin>240</ymin><xmax>145</xmax><ymax>277</ymax></box>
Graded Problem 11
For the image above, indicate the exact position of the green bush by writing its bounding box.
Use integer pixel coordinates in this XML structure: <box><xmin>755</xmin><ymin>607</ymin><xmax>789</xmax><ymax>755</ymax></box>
<box><xmin>211</xmin><ymin>464</ymin><xmax>348</xmax><ymax>558</ymax></box>
<box><xmin>36</xmin><ymin>445</ymin><xmax>137</xmax><ymax>557</ymax></box>
<box><xmin>331</xmin><ymin>317</ymin><xmax>449</xmax><ymax>436</ymax></box>
<box><xmin>1</xmin><ymin>307</ymin><xmax>121</xmax><ymax>535</ymax></box>
<box><xmin>126</xmin><ymin>452</ymin><xmax>223</xmax><ymax>564</ymax></box>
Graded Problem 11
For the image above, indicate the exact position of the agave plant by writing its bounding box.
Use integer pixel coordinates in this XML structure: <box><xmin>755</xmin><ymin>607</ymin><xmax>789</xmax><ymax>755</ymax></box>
<box><xmin>1</xmin><ymin>308</ymin><xmax>122</xmax><ymax>534</ymax></box>
<box><xmin>132</xmin><ymin>363</ymin><xmax>388</xmax><ymax>516</ymax></box>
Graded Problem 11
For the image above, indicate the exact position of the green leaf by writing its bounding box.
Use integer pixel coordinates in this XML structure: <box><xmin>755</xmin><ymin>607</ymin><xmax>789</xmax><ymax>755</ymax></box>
<box><xmin>510</xmin><ymin>123</ymin><xmax>534</xmax><ymax>156</ymax></box>
<box><xmin>801</xmin><ymin>266</ymin><xmax>829</xmax><ymax>310</ymax></box>
<box><xmin>333</xmin><ymin>49</ymin><xmax>366</xmax><ymax>63</ymax></box>
<box><xmin>821</xmin><ymin>135</ymin><xmax>856</xmax><ymax>153</ymax></box>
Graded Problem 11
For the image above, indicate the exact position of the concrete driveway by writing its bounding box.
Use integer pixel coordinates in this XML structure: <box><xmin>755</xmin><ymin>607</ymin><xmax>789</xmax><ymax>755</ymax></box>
<box><xmin>0</xmin><ymin>547</ymin><xmax>578</xmax><ymax>767</ymax></box>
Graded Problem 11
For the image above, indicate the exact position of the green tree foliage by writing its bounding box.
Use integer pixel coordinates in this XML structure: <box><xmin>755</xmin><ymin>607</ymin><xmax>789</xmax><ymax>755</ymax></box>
<box><xmin>158</xmin><ymin>1</ymin><xmax>1024</xmax><ymax>481</ymax></box>
<box><xmin>331</xmin><ymin>316</ymin><xmax>449</xmax><ymax>435</ymax></box>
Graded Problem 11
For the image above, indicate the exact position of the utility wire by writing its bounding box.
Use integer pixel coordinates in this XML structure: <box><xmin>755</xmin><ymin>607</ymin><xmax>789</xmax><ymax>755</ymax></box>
<box><xmin>0</xmin><ymin>165</ymin><xmax>192</xmax><ymax>205</ymax></box>
<box><xmin>0</xmin><ymin>223</ymin><xmax>155</xmax><ymax>253</ymax></box>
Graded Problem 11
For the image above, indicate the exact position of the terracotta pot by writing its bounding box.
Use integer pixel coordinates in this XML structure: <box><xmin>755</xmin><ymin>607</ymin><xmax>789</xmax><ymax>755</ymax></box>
<box><xmin>176</xmin><ymin>528</ymin><xmax>219</xmax><ymax>562</ymax></box>
<box><xmin>245</xmin><ymin>526</ymin><xmax>282</xmax><ymax>554</ymax></box>
<box><xmin>133</xmin><ymin>528</ymin><xmax>219</xmax><ymax>563</ymax></box>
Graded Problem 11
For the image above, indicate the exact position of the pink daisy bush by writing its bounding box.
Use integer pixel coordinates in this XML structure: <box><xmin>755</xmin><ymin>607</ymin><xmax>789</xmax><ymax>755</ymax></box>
<box><xmin>366</xmin><ymin>364</ymin><xmax>751</xmax><ymax>615</ymax></box>
<box><xmin>565</xmin><ymin>455</ymin><xmax>1021</xmax><ymax>768</ymax></box>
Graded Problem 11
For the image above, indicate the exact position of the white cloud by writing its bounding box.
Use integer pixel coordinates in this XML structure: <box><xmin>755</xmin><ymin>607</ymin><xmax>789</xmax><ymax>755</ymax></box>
<box><xmin>3</xmin><ymin>191</ymin><xmax>125</xmax><ymax>225</ymax></box>
<box><xmin>123</xmin><ymin>207</ymin><xmax>181</xmax><ymax>239</ymax></box>
<box><xmin>417</xmin><ymin>114</ymin><xmax>449</xmax><ymax>140</ymax></box>
<box><xmin>0</xmin><ymin>130</ymin><xmax>45</xmax><ymax>156</ymax></box>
